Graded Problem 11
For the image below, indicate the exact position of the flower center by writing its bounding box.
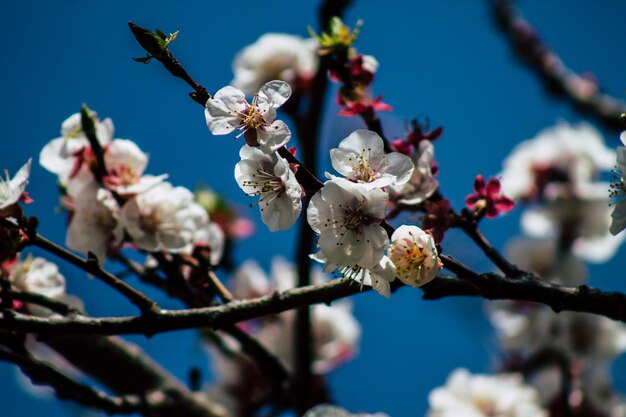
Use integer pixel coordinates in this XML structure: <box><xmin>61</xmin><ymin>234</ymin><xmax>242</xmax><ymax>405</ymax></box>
<box><xmin>141</xmin><ymin>208</ymin><xmax>162</xmax><ymax>235</ymax></box>
<box><xmin>349</xmin><ymin>148</ymin><xmax>376</xmax><ymax>182</ymax></box>
<box><xmin>610</xmin><ymin>166</ymin><xmax>626</xmax><ymax>198</ymax></box>
<box><xmin>242</xmin><ymin>169</ymin><xmax>285</xmax><ymax>196</ymax></box>
<box><xmin>241</xmin><ymin>95</ymin><xmax>266</xmax><ymax>130</ymax></box>
<box><xmin>343</xmin><ymin>208</ymin><xmax>367</xmax><ymax>231</ymax></box>
<box><xmin>392</xmin><ymin>238</ymin><xmax>426</xmax><ymax>270</ymax></box>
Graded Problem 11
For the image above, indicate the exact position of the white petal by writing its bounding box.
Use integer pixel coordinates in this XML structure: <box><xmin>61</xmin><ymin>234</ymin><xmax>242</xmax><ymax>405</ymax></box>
<box><xmin>204</xmin><ymin>86</ymin><xmax>247</xmax><ymax>135</ymax></box>
<box><xmin>256</xmin><ymin>120</ymin><xmax>291</xmax><ymax>153</ymax></box>
<box><xmin>259</xmin><ymin>80</ymin><xmax>292</xmax><ymax>108</ymax></box>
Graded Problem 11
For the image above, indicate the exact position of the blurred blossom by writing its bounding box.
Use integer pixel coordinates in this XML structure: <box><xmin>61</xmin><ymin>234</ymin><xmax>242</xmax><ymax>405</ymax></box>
<box><xmin>10</xmin><ymin>255</ymin><xmax>65</xmax><ymax>300</ymax></box>
<box><xmin>231</xmin><ymin>33</ymin><xmax>318</xmax><ymax>95</ymax></box>
<box><xmin>500</xmin><ymin>121</ymin><xmax>614</xmax><ymax>201</ymax></box>
<box><xmin>427</xmin><ymin>368</ymin><xmax>547</xmax><ymax>417</ymax></box>
<box><xmin>194</xmin><ymin>187</ymin><xmax>254</xmax><ymax>240</ymax></box>
<box><xmin>205</xmin><ymin>257</ymin><xmax>360</xmax><ymax>413</ymax></box>
<box><xmin>521</xmin><ymin>183</ymin><xmax>625</xmax><ymax>263</ymax></box>
<box><xmin>120</xmin><ymin>182</ymin><xmax>207</xmax><ymax>253</ymax></box>
<box><xmin>0</xmin><ymin>159</ymin><xmax>32</xmax><ymax>216</ymax></box>
<box><xmin>39</xmin><ymin>112</ymin><xmax>114</xmax><ymax>184</ymax></box>
<box><xmin>609</xmin><ymin>133</ymin><xmax>626</xmax><ymax>236</ymax></box>
<box><xmin>388</xmin><ymin>140</ymin><xmax>438</xmax><ymax>205</ymax></box>
<box><xmin>500</xmin><ymin>121</ymin><xmax>622</xmax><ymax>262</ymax></box>
<box><xmin>66</xmin><ymin>183</ymin><xmax>123</xmax><ymax>264</ymax></box>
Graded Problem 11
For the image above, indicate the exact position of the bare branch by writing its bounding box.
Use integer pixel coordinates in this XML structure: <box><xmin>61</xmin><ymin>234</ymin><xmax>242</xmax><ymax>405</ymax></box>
<box><xmin>0</xmin><ymin>348</ymin><xmax>144</xmax><ymax>414</ymax></box>
<box><xmin>490</xmin><ymin>0</ymin><xmax>626</xmax><ymax>131</ymax></box>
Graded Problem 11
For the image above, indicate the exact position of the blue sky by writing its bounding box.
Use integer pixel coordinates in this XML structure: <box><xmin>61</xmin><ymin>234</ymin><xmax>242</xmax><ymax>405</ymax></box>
<box><xmin>2</xmin><ymin>1</ymin><xmax>626</xmax><ymax>416</ymax></box>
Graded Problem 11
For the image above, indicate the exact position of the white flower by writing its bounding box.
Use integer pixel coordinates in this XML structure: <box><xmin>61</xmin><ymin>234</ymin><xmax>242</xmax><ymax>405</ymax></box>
<box><xmin>39</xmin><ymin>112</ymin><xmax>114</xmax><ymax>182</ymax></box>
<box><xmin>504</xmin><ymin>236</ymin><xmax>586</xmax><ymax>286</ymax></box>
<box><xmin>192</xmin><ymin>222</ymin><xmax>225</xmax><ymax>266</ymax></box>
<box><xmin>102</xmin><ymin>139</ymin><xmax>167</xmax><ymax>195</ymax></box>
<box><xmin>120</xmin><ymin>182</ymin><xmax>203</xmax><ymax>253</ymax></box>
<box><xmin>235</xmin><ymin>145</ymin><xmax>302</xmax><ymax>231</ymax></box>
<box><xmin>427</xmin><ymin>369</ymin><xmax>547</xmax><ymax>417</ymax></box>
<box><xmin>312</xmin><ymin>252</ymin><xmax>397</xmax><ymax>298</ymax></box>
<box><xmin>205</xmin><ymin>80</ymin><xmax>292</xmax><ymax>154</ymax></box>
<box><xmin>0</xmin><ymin>159</ymin><xmax>31</xmax><ymax>212</ymax></box>
<box><xmin>609</xmin><ymin>133</ymin><xmax>626</xmax><ymax>235</ymax></box>
<box><xmin>11</xmin><ymin>256</ymin><xmax>65</xmax><ymax>300</ymax></box>
<box><xmin>520</xmin><ymin>183</ymin><xmax>625</xmax><ymax>263</ymax></box>
<box><xmin>232</xmin><ymin>33</ymin><xmax>318</xmax><ymax>95</ymax></box>
<box><xmin>389</xmin><ymin>225</ymin><xmax>441</xmax><ymax>287</ymax></box>
<box><xmin>67</xmin><ymin>183</ymin><xmax>123</xmax><ymax>264</ymax></box>
<box><xmin>388</xmin><ymin>140</ymin><xmax>438</xmax><ymax>204</ymax></box>
<box><xmin>307</xmin><ymin>178</ymin><xmax>389</xmax><ymax>269</ymax></box>
<box><xmin>327</xmin><ymin>129</ymin><xmax>413</xmax><ymax>190</ymax></box>
<box><xmin>500</xmin><ymin>121</ymin><xmax>614</xmax><ymax>200</ymax></box>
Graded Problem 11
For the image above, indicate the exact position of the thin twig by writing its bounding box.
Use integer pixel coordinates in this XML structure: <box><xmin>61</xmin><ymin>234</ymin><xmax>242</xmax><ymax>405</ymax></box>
<box><xmin>33</xmin><ymin>233</ymin><xmax>160</xmax><ymax>316</ymax></box>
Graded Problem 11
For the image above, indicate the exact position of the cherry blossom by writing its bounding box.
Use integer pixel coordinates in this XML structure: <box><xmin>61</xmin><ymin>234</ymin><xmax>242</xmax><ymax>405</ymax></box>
<box><xmin>521</xmin><ymin>183</ymin><xmax>625</xmax><ymax>263</ymax></box>
<box><xmin>609</xmin><ymin>133</ymin><xmax>626</xmax><ymax>235</ymax></box>
<box><xmin>66</xmin><ymin>183</ymin><xmax>123</xmax><ymax>264</ymax></box>
<box><xmin>389</xmin><ymin>225</ymin><xmax>441</xmax><ymax>288</ymax></box>
<box><xmin>205</xmin><ymin>258</ymin><xmax>361</xmax><ymax>414</ymax></box>
<box><xmin>307</xmin><ymin>178</ymin><xmax>389</xmax><ymax>269</ymax></box>
<box><xmin>327</xmin><ymin>129</ymin><xmax>413</xmax><ymax>190</ymax></box>
<box><xmin>39</xmin><ymin>112</ymin><xmax>113</xmax><ymax>182</ymax></box>
<box><xmin>229</xmin><ymin>257</ymin><xmax>360</xmax><ymax>374</ymax></box>
<box><xmin>10</xmin><ymin>255</ymin><xmax>66</xmax><ymax>300</ymax></box>
<box><xmin>120</xmin><ymin>182</ymin><xmax>206</xmax><ymax>253</ymax></box>
<box><xmin>388</xmin><ymin>140</ymin><xmax>438</xmax><ymax>205</ymax></box>
<box><xmin>102</xmin><ymin>139</ymin><xmax>167</xmax><ymax>195</ymax></box>
<box><xmin>499</xmin><ymin>121</ymin><xmax>614</xmax><ymax>201</ymax></box>
<box><xmin>311</xmin><ymin>252</ymin><xmax>397</xmax><ymax>298</ymax></box>
<box><xmin>234</xmin><ymin>145</ymin><xmax>302</xmax><ymax>231</ymax></box>
<box><xmin>427</xmin><ymin>369</ymin><xmax>547</xmax><ymax>417</ymax></box>
<box><xmin>231</xmin><ymin>33</ymin><xmax>318</xmax><ymax>95</ymax></box>
<box><xmin>0</xmin><ymin>159</ymin><xmax>32</xmax><ymax>214</ymax></box>
<box><xmin>205</xmin><ymin>80</ymin><xmax>292</xmax><ymax>153</ymax></box>
<box><xmin>465</xmin><ymin>175</ymin><xmax>514</xmax><ymax>218</ymax></box>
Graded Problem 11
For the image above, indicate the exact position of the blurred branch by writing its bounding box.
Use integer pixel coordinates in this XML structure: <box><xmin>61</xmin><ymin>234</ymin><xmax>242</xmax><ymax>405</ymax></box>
<box><xmin>0</xmin><ymin>347</ymin><xmax>144</xmax><ymax>414</ymax></box>
<box><xmin>490</xmin><ymin>0</ymin><xmax>626</xmax><ymax>131</ymax></box>
<box><xmin>45</xmin><ymin>335</ymin><xmax>230</xmax><ymax>417</ymax></box>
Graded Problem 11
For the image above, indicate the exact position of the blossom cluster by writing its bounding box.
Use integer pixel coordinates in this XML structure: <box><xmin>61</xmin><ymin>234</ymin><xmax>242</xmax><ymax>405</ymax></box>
<box><xmin>39</xmin><ymin>111</ymin><xmax>225</xmax><ymax>265</ymax></box>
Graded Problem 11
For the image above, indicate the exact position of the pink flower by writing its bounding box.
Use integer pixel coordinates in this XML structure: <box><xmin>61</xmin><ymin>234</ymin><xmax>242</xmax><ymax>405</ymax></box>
<box><xmin>466</xmin><ymin>175</ymin><xmax>515</xmax><ymax>219</ymax></box>
<box><xmin>337</xmin><ymin>96</ymin><xmax>392</xmax><ymax>117</ymax></box>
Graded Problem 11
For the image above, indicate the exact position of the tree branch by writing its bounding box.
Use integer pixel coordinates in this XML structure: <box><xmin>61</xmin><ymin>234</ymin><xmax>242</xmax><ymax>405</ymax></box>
<box><xmin>32</xmin><ymin>232</ymin><xmax>161</xmax><ymax>316</ymax></box>
<box><xmin>490</xmin><ymin>0</ymin><xmax>626</xmax><ymax>131</ymax></box>
<box><xmin>0</xmin><ymin>347</ymin><xmax>144</xmax><ymax>414</ymax></box>
<box><xmin>3</xmin><ymin>269</ymin><xmax>626</xmax><ymax>337</ymax></box>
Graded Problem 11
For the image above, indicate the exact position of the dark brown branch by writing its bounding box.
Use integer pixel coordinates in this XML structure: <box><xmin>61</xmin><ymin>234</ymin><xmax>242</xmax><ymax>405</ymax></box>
<box><xmin>32</xmin><ymin>233</ymin><xmax>160</xmax><ymax>316</ymax></box>
<box><xmin>4</xmin><ymin>270</ymin><xmax>626</xmax><ymax>337</ymax></box>
<box><xmin>0</xmin><ymin>348</ymin><xmax>143</xmax><ymax>414</ymax></box>
<box><xmin>456</xmin><ymin>216</ymin><xmax>522</xmax><ymax>277</ymax></box>
<box><xmin>45</xmin><ymin>335</ymin><xmax>228</xmax><ymax>417</ymax></box>
<box><xmin>128</xmin><ymin>22</ymin><xmax>210</xmax><ymax>106</ymax></box>
<box><xmin>5</xmin><ymin>290</ymin><xmax>80</xmax><ymax>316</ymax></box>
<box><xmin>490</xmin><ymin>0</ymin><xmax>626</xmax><ymax>131</ymax></box>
